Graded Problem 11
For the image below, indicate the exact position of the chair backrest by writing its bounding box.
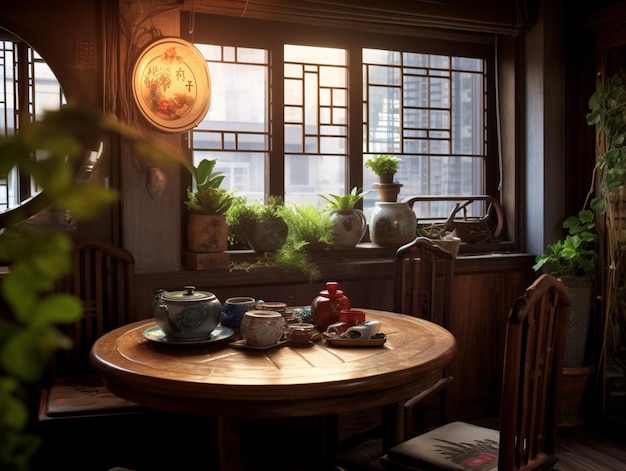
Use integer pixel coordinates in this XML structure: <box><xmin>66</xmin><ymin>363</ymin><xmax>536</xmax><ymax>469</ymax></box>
<box><xmin>393</xmin><ymin>237</ymin><xmax>455</xmax><ymax>326</ymax></box>
<box><xmin>498</xmin><ymin>273</ymin><xmax>570</xmax><ymax>470</ymax></box>
<box><xmin>54</xmin><ymin>237</ymin><xmax>135</xmax><ymax>376</ymax></box>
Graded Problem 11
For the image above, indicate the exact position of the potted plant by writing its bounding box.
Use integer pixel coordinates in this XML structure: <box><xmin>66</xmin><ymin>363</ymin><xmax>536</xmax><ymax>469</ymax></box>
<box><xmin>279</xmin><ymin>203</ymin><xmax>333</xmax><ymax>249</ymax></box>
<box><xmin>365</xmin><ymin>154</ymin><xmax>401</xmax><ymax>183</ymax></box>
<box><xmin>586</xmin><ymin>71</ymin><xmax>626</xmax><ymax>426</ymax></box>
<box><xmin>365</xmin><ymin>154</ymin><xmax>403</xmax><ymax>202</ymax></box>
<box><xmin>319</xmin><ymin>187</ymin><xmax>368</xmax><ymax>248</ymax></box>
<box><xmin>533</xmin><ymin>208</ymin><xmax>597</xmax><ymax>427</ymax></box>
<box><xmin>185</xmin><ymin>158</ymin><xmax>234</xmax><ymax>253</ymax></box>
<box><xmin>227</xmin><ymin>195</ymin><xmax>288</xmax><ymax>253</ymax></box>
<box><xmin>228</xmin><ymin>203</ymin><xmax>331</xmax><ymax>280</ymax></box>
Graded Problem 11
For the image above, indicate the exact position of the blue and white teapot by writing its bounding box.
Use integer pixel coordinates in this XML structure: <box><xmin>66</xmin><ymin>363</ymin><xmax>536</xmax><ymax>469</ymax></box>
<box><xmin>153</xmin><ymin>286</ymin><xmax>222</xmax><ymax>339</ymax></box>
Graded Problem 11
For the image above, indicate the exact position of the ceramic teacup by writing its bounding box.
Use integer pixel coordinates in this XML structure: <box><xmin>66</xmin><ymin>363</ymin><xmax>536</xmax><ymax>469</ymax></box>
<box><xmin>221</xmin><ymin>296</ymin><xmax>257</xmax><ymax>328</ymax></box>
<box><xmin>339</xmin><ymin>309</ymin><xmax>366</xmax><ymax>326</ymax></box>
<box><xmin>240</xmin><ymin>310</ymin><xmax>286</xmax><ymax>347</ymax></box>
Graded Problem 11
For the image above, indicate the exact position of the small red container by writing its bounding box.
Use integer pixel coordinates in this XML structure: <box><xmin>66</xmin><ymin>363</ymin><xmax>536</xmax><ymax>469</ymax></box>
<box><xmin>311</xmin><ymin>281</ymin><xmax>351</xmax><ymax>331</ymax></box>
<box><xmin>339</xmin><ymin>309</ymin><xmax>366</xmax><ymax>326</ymax></box>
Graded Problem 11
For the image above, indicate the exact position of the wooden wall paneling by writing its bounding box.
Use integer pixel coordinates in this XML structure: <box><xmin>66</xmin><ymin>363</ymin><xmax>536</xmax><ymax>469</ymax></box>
<box><xmin>447</xmin><ymin>257</ymin><xmax>535</xmax><ymax>421</ymax></box>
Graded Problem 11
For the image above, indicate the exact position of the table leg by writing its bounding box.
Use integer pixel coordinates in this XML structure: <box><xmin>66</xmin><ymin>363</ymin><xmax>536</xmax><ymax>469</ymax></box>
<box><xmin>217</xmin><ymin>416</ymin><xmax>242</xmax><ymax>471</ymax></box>
<box><xmin>382</xmin><ymin>402</ymin><xmax>405</xmax><ymax>452</ymax></box>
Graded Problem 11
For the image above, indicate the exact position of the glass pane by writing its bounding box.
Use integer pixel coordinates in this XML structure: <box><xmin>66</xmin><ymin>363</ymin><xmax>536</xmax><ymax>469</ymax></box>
<box><xmin>0</xmin><ymin>37</ymin><xmax>65</xmax><ymax>212</ymax></box>
<box><xmin>284</xmin><ymin>44</ymin><xmax>349</xmax><ymax>196</ymax></box>
<box><xmin>285</xmin><ymin>154</ymin><xmax>344</xmax><ymax>207</ymax></box>
<box><xmin>364</xmin><ymin>47</ymin><xmax>486</xmax><ymax>205</ymax></box>
<box><xmin>194</xmin><ymin>44</ymin><xmax>269</xmax><ymax>199</ymax></box>
<box><xmin>194</xmin><ymin>150</ymin><xmax>265</xmax><ymax>203</ymax></box>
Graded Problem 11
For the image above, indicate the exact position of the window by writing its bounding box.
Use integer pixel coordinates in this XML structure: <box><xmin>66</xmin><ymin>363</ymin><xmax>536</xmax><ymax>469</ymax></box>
<box><xmin>185</xmin><ymin>16</ymin><xmax>495</xmax><ymax>223</ymax></box>
<box><xmin>0</xmin><ymin>30</ymin><xmax>65</xmax><ymax>212</ymax></box>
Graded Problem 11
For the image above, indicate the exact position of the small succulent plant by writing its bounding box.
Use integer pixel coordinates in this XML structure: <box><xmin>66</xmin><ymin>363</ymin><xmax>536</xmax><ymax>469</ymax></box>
<box><xmin>319</xmin><ymin>187</ymin><xmax>368</xmax><ymax>210</ymax></box>
<box><xmin>185</xmin><ymin>158</ymin><xmax>233</xmax><ymax>214</ymax></box>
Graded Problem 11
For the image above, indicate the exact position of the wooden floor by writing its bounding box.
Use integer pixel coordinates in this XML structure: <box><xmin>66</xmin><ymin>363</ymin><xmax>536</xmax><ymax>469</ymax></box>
<box><xmin>31</xmin><ymin>411</ymin><xmax>626</xmax><ymax>470</ymax></box>
<box><xmin>552</xmin><ymin>425</ymin><xmax>626</xmax><ymax>471</ymax></box>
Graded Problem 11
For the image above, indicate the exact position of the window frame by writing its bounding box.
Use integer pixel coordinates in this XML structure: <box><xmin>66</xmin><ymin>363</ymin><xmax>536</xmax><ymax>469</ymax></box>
<box><xmin>0</xmin><ymin>30</ymin><xmax>67</xmax><ymax>225</ymax></box>
<box><xmin>181</xmin><ymin>14</ymin><xmax>504</xmax><ymax>247</ymax></box>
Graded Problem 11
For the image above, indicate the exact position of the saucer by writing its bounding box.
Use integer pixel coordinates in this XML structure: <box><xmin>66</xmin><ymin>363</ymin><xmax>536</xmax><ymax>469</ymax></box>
<box><xmin>325</xmin><ymin>333</ymin><xmax>387</xmax><ymax>347</ymax></box>
<box><xmin>229</xmin><ymin>339</ymin><xmax>290</xmax><ymax>350</ymax></box>
<box><xmin>143</xmin><ymin>325</ymin><xmax>234</xmax><ymax>345</ymax></box>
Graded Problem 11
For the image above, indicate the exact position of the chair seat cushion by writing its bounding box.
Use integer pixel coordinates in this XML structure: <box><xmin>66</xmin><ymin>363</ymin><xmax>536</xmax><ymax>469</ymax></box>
<box><xmin>386</xmin><ymin>421</ymin><xmax>499</xmax><ymax>470</ymax></box>
<box><xmin>42</xmin><ymin>374</ymin><xmax>141</xmax><ymax>417</ymax></box>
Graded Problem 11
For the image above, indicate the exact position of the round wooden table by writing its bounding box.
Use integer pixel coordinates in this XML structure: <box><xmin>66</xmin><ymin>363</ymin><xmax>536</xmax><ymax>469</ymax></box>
<box><xmin>90</xmin><ymin>309</ymin><xmax>456</xmax><ymax>470</ymax></box>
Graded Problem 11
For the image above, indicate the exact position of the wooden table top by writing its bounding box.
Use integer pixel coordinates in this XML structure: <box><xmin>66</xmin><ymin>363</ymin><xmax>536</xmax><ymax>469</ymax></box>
<box><xmin>89</xmin><ymin>309</ymin><xmax>456</xmax><ymax>418</ymax></box>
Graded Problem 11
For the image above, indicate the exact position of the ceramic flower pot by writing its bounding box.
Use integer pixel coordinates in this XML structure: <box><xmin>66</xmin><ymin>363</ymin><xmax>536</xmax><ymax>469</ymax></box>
<box><xmin>246</xmin><ymin>218</ymin><xmax>288</xmax><ymax>253</ymax></box>
<box><xmin>187</xmin><ymin>213</ymin><xmax>229</xmax><ymax>252</ymax></box>
<box><xmin>329</xmin><ymin>209</ymin><xmax>367</xmax><ymax>248</ymax></box>
<box><xmin>373</xmin><ymin>182</ymin><xmax>403</xmax><ymax>202</ymax></box>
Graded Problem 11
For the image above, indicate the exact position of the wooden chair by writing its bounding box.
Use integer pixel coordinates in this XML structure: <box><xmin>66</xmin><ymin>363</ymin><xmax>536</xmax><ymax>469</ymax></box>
<box><xmin>380</xmin><ymin>273</ymin><xmax>570</xmax><ymax>471</ymax></box>
<box><xmin>394</xmin><ymin>237</ymin><xmax>456</xmax><ymax>437</ymax></box>
<box><xmin>333</xmin><ymin>237</ymin><xmax>457</xmax><ymax>467</ymax></box>
<box><xmin>37</xmin><ymin>237</ymin><xmax>144</xmax><ymax>423</ymax></box>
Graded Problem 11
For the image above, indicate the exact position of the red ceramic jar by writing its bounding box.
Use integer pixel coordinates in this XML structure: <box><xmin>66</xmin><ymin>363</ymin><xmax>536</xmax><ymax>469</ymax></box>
<box><xmin>311</xmin><ymin>281</ymin><xmax>351</xmax><ymax>331</ymax></box>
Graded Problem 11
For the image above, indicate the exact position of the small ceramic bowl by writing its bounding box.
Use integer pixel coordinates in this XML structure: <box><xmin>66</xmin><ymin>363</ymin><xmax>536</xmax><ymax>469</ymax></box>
<box><xmin>285</xmin><ymin>323</ymin><xmax>319</xmax><ymax>344</ymax></box>
<box><xmin>257</xmin><ymin>301</ymin><xmax>288</xmax><ymax>316</ymax></box>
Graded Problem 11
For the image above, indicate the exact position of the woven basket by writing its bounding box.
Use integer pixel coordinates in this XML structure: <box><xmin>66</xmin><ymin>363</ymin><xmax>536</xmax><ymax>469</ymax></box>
<box><xmin>558</xmin><ymin>366</ymin><xmax>593</xmax><ymax>428</ymax></box>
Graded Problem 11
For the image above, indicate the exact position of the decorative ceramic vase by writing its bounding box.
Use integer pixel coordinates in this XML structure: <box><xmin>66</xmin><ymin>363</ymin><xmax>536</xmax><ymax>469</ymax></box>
<box><xmin>311</xmin><ymin>281</ymin><xmax>351</xmax><ymax>330</ymax></box>
<box><xmin>369</xmin><ymin>201</ymin><xmax>417</xmax><ymax>247</ymax></box>
<box><xmin>187</xmin><ymin>213</ymin><xmax>229</xmax><ymax>252</ymax></box>
<box><xmin>246</xmin><ymin>218</ymin><xmax>288</xmax><ymax>253</ymax></box>
<box><xmin>329</xmin><ymin>209</ymin><xmax>367</xmax><ymax>248</ymax></box>
<box><xmin>240</xmin><ymin>310</ymin><xmax>286</xmax><ymax>347</ymax></box>
<box><xmin>152</xmin><ymin>286</ymin><xmax>222</xmax><ymax>339</ymax></box>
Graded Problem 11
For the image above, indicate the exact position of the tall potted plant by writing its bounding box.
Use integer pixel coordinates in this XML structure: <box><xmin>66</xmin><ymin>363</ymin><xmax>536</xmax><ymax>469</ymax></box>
<box><xmin>319</xmin><ymin>187</ymin><xmax>368</xmax><ymax>248</ymax></box>
<box><xmin>533</xmin><ymin>208</ymin><xmax>597</xmax><ymax>427</ymax></box>
<box><xmin>586</xmin><ymin>70</ymin><xmax>626</xmax><ymax>426</ymax></box>
<box><xmin>185</xmin><ymin>158</ymin><xmax>234</xmax><ymax>253</ymax></box>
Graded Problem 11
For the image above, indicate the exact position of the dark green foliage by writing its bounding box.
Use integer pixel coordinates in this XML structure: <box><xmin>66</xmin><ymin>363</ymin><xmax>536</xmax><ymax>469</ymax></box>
<box><xmin>0</xmin><ymin>103</ymin><xmax>184</xmax><ymax>471</ymax></box>
<box><xmin>587</xmin><ymin>70</ymin><xmax>626</xmax><ymax>211</ymax></box>
<box><xmin>533</xmin><ymin>209</ymin><xmax>597</xmax><ymax>277</ymax></box>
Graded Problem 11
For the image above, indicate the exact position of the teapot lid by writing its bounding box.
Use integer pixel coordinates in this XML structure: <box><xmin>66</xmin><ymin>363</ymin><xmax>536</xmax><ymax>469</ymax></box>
<box><xmin>160</xmin><ymin>286</ymin><xmax>215</xmax><ymax>302</ymax></box>
<box><xmin>319</xmin><ymin>281</ymin><xmax>344</xmax><ymax>298</ymax></box>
